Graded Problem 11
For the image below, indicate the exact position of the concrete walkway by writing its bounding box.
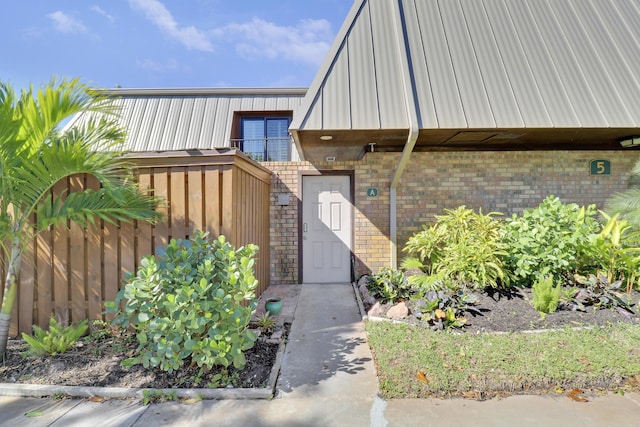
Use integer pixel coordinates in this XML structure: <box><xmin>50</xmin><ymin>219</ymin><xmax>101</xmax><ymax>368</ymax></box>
<box><xmin>2</xmin><ymin>283</ymin><xmax>640</xmax><ymax>426</ymax></box>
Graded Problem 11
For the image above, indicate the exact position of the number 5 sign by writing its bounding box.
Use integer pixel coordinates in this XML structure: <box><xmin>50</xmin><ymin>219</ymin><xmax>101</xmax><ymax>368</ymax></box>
<box><xmin>590</xmin><ymin>159</ymin><xmax>610</xmax><ymax>175</ymax></box>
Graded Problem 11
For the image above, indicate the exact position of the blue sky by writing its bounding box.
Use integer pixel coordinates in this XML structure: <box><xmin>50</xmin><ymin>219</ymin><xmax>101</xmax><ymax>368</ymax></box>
<box><xmin>1</xmin><ymin>0</ymin><xmax>352</xmax><ymax>91</ymax></box>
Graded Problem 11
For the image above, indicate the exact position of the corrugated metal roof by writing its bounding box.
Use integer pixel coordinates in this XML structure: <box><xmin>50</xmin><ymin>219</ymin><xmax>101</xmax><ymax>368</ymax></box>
<box><xmin>68</xmin><ymin>88</ymin><xmax>306</xmax><ymax>153</ymax></box>
<box><xmin>291</xmin><ymin>0</ymin><xmax>640</xmax><ymax>133</ymax></box>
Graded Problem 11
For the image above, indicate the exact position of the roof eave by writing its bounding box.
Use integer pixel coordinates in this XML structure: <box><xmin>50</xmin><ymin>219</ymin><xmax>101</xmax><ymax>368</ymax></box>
<box><xmin>99</xmin><ymin>87</ymin><xmax>308</xmax><ymax>97</ymax></box>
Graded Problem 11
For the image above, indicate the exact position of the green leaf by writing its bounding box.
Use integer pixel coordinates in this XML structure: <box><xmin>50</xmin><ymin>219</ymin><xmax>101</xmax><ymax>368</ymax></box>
<box><xmin>103</xmin><ymin>230</ymin><xmax>258</xmax><ymax>372</ymax></box>
<box><xmin>137</xmin><ymin>332</ymin><xmax>148</xmax><ymax>344</ymax></box>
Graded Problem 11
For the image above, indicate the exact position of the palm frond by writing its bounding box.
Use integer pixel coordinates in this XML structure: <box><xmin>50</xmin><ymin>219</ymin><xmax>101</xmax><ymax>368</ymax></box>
<box><xmin>606</xmin><ymin>188</ymin><xmax>640</xmax><ymax>229</ymax></box>
<box><xmin>10</xmin><ymin>119</ymin><xmax>131</xmax><ymax>217</ymax></box>
<box><xmin>36</xmin><ymin>185</ymin><xmax>162</xmax><ymax>232</ymax></box>
<box><xmin>15</xmin><ymin>77</ymin><xmax>121</xmax><ymax>158</ymax></box>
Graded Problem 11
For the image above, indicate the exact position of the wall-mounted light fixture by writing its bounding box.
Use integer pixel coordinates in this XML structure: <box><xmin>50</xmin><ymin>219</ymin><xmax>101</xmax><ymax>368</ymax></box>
<box><xmin>620</xmin><ymin>137</ymin><xmax>640</xmax><ymax>147</ymax></box>
<box><xmin>320</xmin><ymin>135</ymin><xmax>333</xmax><ymax>141</ymax></box>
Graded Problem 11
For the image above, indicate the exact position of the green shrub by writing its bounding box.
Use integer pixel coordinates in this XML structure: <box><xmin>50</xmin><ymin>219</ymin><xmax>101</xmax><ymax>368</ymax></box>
<box><xmin>570</xmin><ymin>273</ymin><xmax>635</xmax><ymax>317</ymax></box>
<box><xmin>503</xmin><ymin>196</ymin><xmax>599</xmax><ymax>287</ymax></box>
<box><xmin>22</xmin><ymin>315</ymin><xmax>88</xmax><ymax>356</ymax></box>
<box><xmin>410</xmin><ymin>289</ymin><xmax>480</xmax><ymax>330</ymax></box>
<box><xmin>367</xmin><ymin>267</ymin><xmax>413</xmax><ymax>303</ymax></box>
<box><xmin>531</xmin><ymin>275</ymin><xmax>561</xmax><ymax>317</ymax></box>
<box><xmin>402</xmin><ymin>268</ymin><xmax>456</xmax><ymax>293</ymax></box>
<box><xmin>105</xmin><ymin>231</ymin><xmax>259</xmax><ymax>372</ymax></box>
<box><xmin>581</xmin><ymin>212</ymin><xmax>640</xmax><ymax>292</ymax></box>
<box><xmin>402</xmin><ymin>206</ymin><xmax>510</xmax><ymax>290</ymax></box>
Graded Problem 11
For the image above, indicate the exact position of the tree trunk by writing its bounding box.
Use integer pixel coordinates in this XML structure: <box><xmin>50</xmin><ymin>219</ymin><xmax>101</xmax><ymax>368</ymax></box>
<box><xmin>0</xmin><ymin>237</ymin><xmax>22</xmax><ymax>356</ymax></box>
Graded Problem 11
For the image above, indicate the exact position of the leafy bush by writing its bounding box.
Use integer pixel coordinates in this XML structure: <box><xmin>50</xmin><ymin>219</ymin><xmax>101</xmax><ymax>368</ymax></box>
<box><xmin>409</xmin><ymin>289</ymin><xmax>480</xmax><ymax>330</ymax></box>
<box><xmin>503</xmin><ymin>196</ymin><xmax>599</xmax><ymax>287</ymax></box>
<box><xmin>367</xmin><ymin>268</ymin><xmax>413</xmax><ymax>303</ymax></box>
<box><xmin>105</xmin><ymin>231</ymin><xmax>259</xmax><ymax>372</ymax></box>
<box><xmin>402</xmin><ymin>206</ymin><xmax>510</xmax><ymax>290</ymax></box>
<box><xmin>581</xmin><ymin>212</ymin><xmax>640</xmax><ymax>292</ymax></box>
<box><xmin>531</xmin><ymin>275</ymin><xmax>561</xmax><ymax>317</ymax></box>
<box><xmin>569</xmin><ymin>273</ymin><xmax>636</xmax><ymax>317</ymax></box>
<box><xmin>402</xmin><ymin>268</ymin><xmax>456</xmax><ymax>293</ymax></box>
<box><xmin>22</xmin><ymin>315</ymin><xmax>88</xmax><ymax>356</ymax></box>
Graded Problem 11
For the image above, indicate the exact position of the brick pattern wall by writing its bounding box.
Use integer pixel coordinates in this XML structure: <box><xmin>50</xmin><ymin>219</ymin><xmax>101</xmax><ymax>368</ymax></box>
<box><xmin>264</xmin><ymin>150</ymin><xmax>638</xmax><ymax>284</ymax></box>
<box><xmin>264</xmin><ymin>161</ymin><xmax>359</xmax><ymax>285</ymax></box>
<box><xmin>395</xmin><ymin>151</ymin><xmax>637</xmax><ymax>249</ymax></box>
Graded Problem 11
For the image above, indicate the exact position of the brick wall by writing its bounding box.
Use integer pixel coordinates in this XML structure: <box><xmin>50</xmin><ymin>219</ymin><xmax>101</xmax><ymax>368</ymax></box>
<box><xmin>264</xmin><ymin>161</ymin><xmax>359</xmax><ymax>285</ymax></box>
<box><xmin>264</xmin><ymin>150</ymin><xmax>638</xmax><ymax>284</ymax></box>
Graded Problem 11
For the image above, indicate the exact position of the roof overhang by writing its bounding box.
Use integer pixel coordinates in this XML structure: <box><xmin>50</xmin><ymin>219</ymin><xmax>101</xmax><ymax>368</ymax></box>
<box><xmin>296</xmin><ymin>127</ymin><xmax>640</xmax><ymax>162</ymax></box>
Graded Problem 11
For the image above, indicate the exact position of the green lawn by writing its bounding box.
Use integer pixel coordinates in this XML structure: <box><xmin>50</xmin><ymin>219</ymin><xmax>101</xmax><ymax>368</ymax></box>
<box><xmin>366</xmin><ymin>321</ymin><xmax>640</xmax><ymax>399</ymax></box>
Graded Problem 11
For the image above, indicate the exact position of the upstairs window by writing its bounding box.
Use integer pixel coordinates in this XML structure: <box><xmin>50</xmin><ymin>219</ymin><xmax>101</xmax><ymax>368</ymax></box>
<box><xmin>238</xmin><ymin>116</ymin><xmax>291</xmax><ymax>161</ymax></box>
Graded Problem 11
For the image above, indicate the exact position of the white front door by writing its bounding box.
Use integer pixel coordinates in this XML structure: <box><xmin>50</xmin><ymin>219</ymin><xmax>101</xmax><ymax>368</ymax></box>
<box><xmin>302</xmin><ymin>175</ymin><xmax>352</xmax><ymax>283</ymax></box>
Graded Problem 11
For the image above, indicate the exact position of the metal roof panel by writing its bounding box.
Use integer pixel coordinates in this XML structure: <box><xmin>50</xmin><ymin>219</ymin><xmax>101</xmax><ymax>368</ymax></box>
<box><xmin>460</xmin><ymin>0</ymin><xmax>525</xmax><ymax>127</ymax></box>
<box><xmin>348</xmin><ymin>2</ymin><xmax>381</xmax><ymax>129</ymax></box>
<box><xmin>94</xmin><ymin>91</ymin><xmax>305</xmax><ymax>152</ymax></box>
<box><xmin>414</xmin><ymin>0</ymin><xmax>467</xmax><ymax>128</ymax></box>
<box><xmin>370</xmin><ymin>0</ymin><xmax>407</xmax><ymax>128</ymax></box>
<box><xmin>293</xmin><ymin>0</ymin><xmax>640</xmax><ymax>133</ymax></box>
<box><xmin>401</xmin><ymin>0</ymin><xmax>437</xmax><ymax>128</ymax></box>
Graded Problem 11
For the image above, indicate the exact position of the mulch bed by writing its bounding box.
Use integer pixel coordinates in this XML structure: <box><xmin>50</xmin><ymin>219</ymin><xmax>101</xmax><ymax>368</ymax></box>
<box><xmin>0</xmin><ymin>323</ymin><xmax>289</xmax><ymax>390</ymax></box>
<box><xmin>464</xmin><ymin>288</ymin><xmax>640</xmax><ymax>333</ymax></box>
<box><xmin>357</xmin><ymin>276</ymin><xmax>640</xmax><ymax>332</ymax></box>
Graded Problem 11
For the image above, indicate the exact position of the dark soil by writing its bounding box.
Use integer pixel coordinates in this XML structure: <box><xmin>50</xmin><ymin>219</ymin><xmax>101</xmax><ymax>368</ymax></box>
<box><xmin>358</xmin><ymin>276</ymin><xmax>640</xmax><ymax>332</ymax></box>
<box><xmin>0</xmin><ymin>323</ymin><xmax>288</xmax><ymax>390</ymax></box>
<box><xmin>464</xmin><ymin>288</ymin><xmax>640</xmax><ymax>333</ymax></box>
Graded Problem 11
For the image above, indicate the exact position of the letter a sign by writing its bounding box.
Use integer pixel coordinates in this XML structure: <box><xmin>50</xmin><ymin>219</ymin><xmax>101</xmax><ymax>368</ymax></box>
<box><xmin>366</xmin><ymin>187</ymin><xmax>379</xmax><ymax>198</ymax></box>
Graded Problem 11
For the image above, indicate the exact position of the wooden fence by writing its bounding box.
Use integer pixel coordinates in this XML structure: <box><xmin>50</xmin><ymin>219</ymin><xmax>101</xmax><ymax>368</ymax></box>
<box><xmin>2</xmin><ymin>150</ymin><xmax>272</xmax><ymax>335</ymax></box>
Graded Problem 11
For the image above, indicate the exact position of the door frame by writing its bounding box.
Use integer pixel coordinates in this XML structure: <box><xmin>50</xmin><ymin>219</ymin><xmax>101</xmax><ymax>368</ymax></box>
<box><xmin>297</xmin><ymin>170</ymin><xmax>355</xmax><ymax>284</ymax></box>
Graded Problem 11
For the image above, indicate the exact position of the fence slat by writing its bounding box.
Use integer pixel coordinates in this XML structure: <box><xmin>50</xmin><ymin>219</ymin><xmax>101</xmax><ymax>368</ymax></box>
<box><xmin>120</xmin><ymin>221</ymin><xmax>135</xmax><ymax>286</ymax></box>
<box><xmin>204</xmin><ymin>166</ymin><xmax>221</xmax><ymax>238</ymax></box>
<box><xmin>136</xmin><ymin>169</ymin><xmax>153</xmax><ymax>262</ymax></box>
<box><xmin>153</xmin><ymin>168</ymin><xmax>169</xmax><ymax>249</ymax></box>
<box><xmin>86</xmin><ymin>175</ymin><xmax>103</xmax><ymax>322</ymax></box>
<box><xmin>221</xmin><ymin>166</ymin><xmax>235</xmax><ymax>240</ymax></box>
<box><xmin>18</xmin><ymin>231</ymin><xmax>35</xmax><ymax>334</ymax></box>
<box><xmin>103</xmin><ymin>222</ymin><xmax>119</xmax><ymax>308</ymax></box>
<box><xmin>52</xmin><ymin>180</ymin><xmax>69</xmax><ymax>326</ymax></box>
<box><xmin>69</xmin><ymin>175</ymin><xmax>86</xmax><ymax>323</ymax></box>
<box><xmin>188</xmin><ymin>167</ymin><xmax>203</xmax><ymax>234</ymax></box>
<box><xmin>170</xmin><ymin>167</ymin><xmax>186</xmax><ymax>240</ymax></box>
<box><xmin>36</xmin><ymin>229</ymin><xmax>53</xmax><ymax>329</ymax></box>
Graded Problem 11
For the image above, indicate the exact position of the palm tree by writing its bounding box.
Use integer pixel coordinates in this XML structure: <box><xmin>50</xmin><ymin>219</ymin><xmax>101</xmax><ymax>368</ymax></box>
<box><xmin>0</xmin><ymin>78</ymin><xmax>162</xmax><ymax>356</ymax></box>
<box><xmin>606</xmin><ymin>159</ymin><xmax>640</xmax><ymax>230</ymax></box>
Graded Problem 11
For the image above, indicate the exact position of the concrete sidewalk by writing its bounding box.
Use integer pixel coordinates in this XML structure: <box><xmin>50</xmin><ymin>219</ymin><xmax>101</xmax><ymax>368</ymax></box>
<box><xmin>2</xmin><ymin>283</ymin><xmax>640</xmax><ymax>426</ymax></box>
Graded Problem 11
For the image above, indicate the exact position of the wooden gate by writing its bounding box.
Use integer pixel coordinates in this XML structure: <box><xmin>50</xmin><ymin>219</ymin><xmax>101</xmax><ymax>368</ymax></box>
<box><xmin>1</xmin><ymin>150</ymin><xmax>271</xmax><ymax>335</ymax></box>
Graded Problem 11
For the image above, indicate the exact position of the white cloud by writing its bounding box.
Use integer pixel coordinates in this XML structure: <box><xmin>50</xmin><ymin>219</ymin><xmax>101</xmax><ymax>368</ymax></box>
<box><xmin>91</xmin><ymin>6</ymin><xmax>115</xmax><ymax>23</ymax></box>
<box><xmin>136</xmin><ymin>58</ymin><xmax>191</xmax><ymax>73</ymax></box>
<box><xmin>128</xmin><ymin>0</ymin><xmax>213</xmax><ymax>52</ymax></box>
<box><xmin>48</xmin><ymin>11</ymin><xmax>87</xmax><ymax>34</ymax></box>
<box><xmin>214</xmin><ymin>18</ymin><xmax>333</xmax><ymax>66</ymax></box>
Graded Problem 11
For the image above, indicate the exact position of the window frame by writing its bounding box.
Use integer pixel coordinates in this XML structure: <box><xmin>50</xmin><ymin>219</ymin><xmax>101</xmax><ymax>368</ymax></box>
<box><xmin>232</xmin><ymin>111</ymin><xmax>293</xmax><ymax>162</ymax></box>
